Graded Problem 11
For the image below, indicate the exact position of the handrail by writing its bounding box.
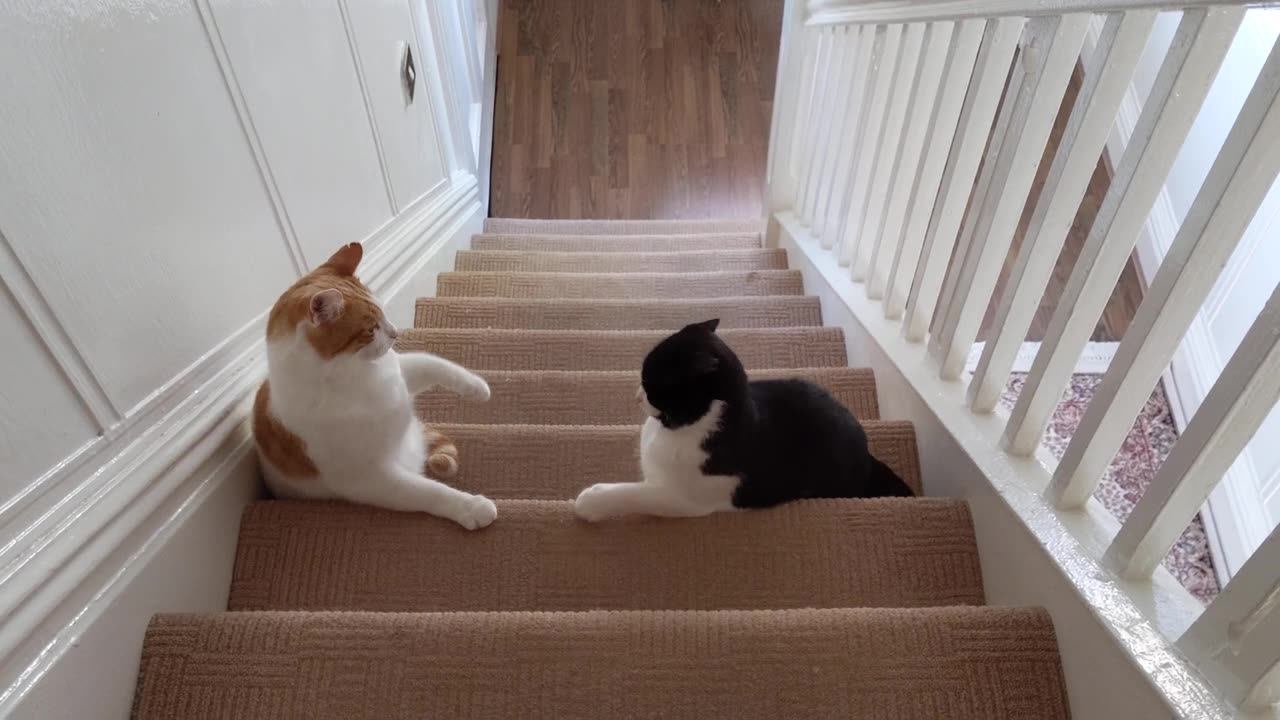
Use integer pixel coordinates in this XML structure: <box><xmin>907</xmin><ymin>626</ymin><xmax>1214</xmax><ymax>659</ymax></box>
<box><xmin>807</xmin><ymin>0</ymin><xmax>1261</xmax><ymax>25</ymax></box>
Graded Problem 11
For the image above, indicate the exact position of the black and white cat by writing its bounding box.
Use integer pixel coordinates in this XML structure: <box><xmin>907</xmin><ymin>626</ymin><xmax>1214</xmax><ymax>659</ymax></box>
<box><xmin>574</xmin><ymin>319</ymin><xmax>912</xmax><ymax>521</ymax></box>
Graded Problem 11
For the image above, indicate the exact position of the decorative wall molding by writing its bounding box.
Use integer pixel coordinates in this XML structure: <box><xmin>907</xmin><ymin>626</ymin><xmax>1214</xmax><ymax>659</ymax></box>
<box><xmin>0</xmin><ymin>171</ymin><xmax>481</xmax><ymax>714</ymax></box>
<box><xmin>337</xmin><ymin>0</ymin><xmax>400</xmax><ymax>214</ymax></box>
<box><xmin>194</xmin><ymin>0</ymin><xmax>309</xmax><ymax>275</ymax></box>
<box><xmin>0</xmin><ymin>231</ymin><xmax>120</xmax><ymax>431</ymax></box>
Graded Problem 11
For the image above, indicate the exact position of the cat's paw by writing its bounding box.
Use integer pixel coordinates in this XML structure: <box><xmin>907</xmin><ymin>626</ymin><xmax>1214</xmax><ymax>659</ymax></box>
<box><xmin>574</xmin><ymin>485</ymin><xmax>618</xmax><ymax>522</ymax></box>
<box><xmin>461</xmin><ymin>375</ymin><xmax>491</xmax><ymax>402</ymax></box>
<box><xmin>453</xmin><ymin>494</ymin><xmax>497</xmax><ymax>530</ymax></box>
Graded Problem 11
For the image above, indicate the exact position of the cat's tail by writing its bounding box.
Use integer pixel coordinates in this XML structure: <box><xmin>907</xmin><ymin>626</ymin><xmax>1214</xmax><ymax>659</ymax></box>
<box><xmin>425</xmin><ymin>427</ymin><xmax>459</xmax><ymax>479</ymax></box>
<box><xmin>867</xmin><ymin>456</ymin><xmax>914</xmax><ymax>498</ymax></box>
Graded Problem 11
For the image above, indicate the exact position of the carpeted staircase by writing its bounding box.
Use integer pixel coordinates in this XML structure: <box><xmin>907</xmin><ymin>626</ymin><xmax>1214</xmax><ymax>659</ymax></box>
<box><xmin>132</xmin><ymin>219</ymin><xmax>1072</xmax><ymax>719</ymax></box>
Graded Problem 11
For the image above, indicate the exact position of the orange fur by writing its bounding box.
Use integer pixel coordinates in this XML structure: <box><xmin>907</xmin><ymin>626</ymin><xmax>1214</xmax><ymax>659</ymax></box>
<box><xmin>266</xmin><ymin>243</ymin><xmax>389</xmax><ymax>359</ymax></box>
<box><xmin>255</xmin><ymin>242</ymin><xmax>467</xmax><ymax>484</ymax></box>
<box><xmin>425</xmin><ymin>427</ymin><xmax>459</xmax><ymax>479</ymax></box>
<box><xmin>252</xmin><ymin>381</ymin><xmax>318</xmax><ymax>478</ymax></box>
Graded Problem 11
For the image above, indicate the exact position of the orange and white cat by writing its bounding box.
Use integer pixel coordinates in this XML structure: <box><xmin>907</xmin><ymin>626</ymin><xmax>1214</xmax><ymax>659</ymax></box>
<box><xmin>252</xmin><ymin>242</ymin><xmax>497</xmax><ymax>529</ymax></box>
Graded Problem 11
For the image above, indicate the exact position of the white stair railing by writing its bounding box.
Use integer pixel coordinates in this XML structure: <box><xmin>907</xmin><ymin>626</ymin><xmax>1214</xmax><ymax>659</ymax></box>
<box><xmin>768</xmin><ymin>0</ymin><xmax>1280</xmax><ymax>712</ymax></box>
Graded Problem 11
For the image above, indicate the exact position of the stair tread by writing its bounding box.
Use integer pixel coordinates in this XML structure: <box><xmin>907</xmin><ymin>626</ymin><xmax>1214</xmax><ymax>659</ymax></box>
<box><xmin>483</xmin><ymin>217</ymin><xmax>765</xmax><ymax>235</ymax></box>
<box><xmin>396</xmin><ymin>326</ymin><xmax>847</xmax><ymax>370</ymax></box>
<box><xmin>136</xmin><ymin>607</ymin><xmax>1069</xmax><ymax>720</ymax></box>
<box><xmin>436</xmin><ymin>270</ymin><xmax>805</xmax><ymax>298</ymax></box>
<box><xmin>413</xmin><ymin>295</ymin><xmax>822</xmax><ymax>330</ymax></box>
<box><xmin>418</xmin><ymin>367</ymin><xmax>879</xmax><ymax>424</ymax></box>
<box><xmin>435</xmin><ymin>421</ymin><xmax>920</xmax><ymax>498</ymax></box>
<box><xmin>456</xmin><ymin>248</ymin><xmax>787</xmax><ymax>273</ymax></box>
<box><xmin>230</xmin><ymin>498</ymin><xmax>982</xmax><ymax>612</ymax></box>
<box><xmin>472</xmin><ymin>232</ymin><xmax>761</xmax><ymax>252</ymax></box>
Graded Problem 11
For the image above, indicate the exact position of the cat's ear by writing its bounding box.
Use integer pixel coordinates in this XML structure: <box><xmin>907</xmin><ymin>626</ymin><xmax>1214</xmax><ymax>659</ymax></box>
<box><xmin>684</xmin><ymin>318</ymin><xmax>720</xmax><ymax>334</ymax></box>
<box><xmin>692</xmin><ymin>351</ymin><xmax>720</xmax><ymax>375</ymax></box>
<box><xmin>323</xmin><ymin>242</ymin><xmax>363</xmax><ymax>276</ymax></box>
<box><xmin>309</xmin><ymin>288</ymin><xmax>345</xmax><ymax>325</ymax></box>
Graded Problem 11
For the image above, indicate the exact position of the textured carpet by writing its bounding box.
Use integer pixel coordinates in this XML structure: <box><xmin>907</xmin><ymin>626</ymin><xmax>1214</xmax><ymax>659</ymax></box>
<box><xmin>229</xmin><ymin>498</ymin><xmax>984</xmax><ymax>612</ymax></box>
<box><xmin>483</xmin><ymin>217</ymin><xmax>766</xmax><ymax>235</ymax></box>
<box><xmin>436</xmin><ymin>270</ymin><xmax>807</xmax><ymax>298</ymax></box>
<box><xmin>134</xmin><ymin>608</ymin><xmax>1067</xmax><ymax>720</ymax></box>
<box><xmin>455</xmin><ymin>248</ymin><xmax>788</xmax><ymax>272</ymax></box>
<box><xmin>413</xmin><ymin>296</ymin><xmax>823</xmax><ymax>330</ymax></box>
<box><xmin>432</xmin><ymin>421</ymin><xmax>922</xmax><ymax>498</ymax></box>
<box><xmin>417</xmin><ymin>367</ymin><xmax>880</xmax><ymax>425</ymax></box>
<box><xmin>395</xmin><ymin>327</ymin><xmax>849</xmax><ymax>370</ymax></box>
<box><xmin>472</xmin><ymin>232</ymin><xmax>762</xmax><ymax>252</ymax></box>
<box><xmin>1002</xmin><ymin>374</ymin><xmax>1220</xmax><ymax>603</ymax></box>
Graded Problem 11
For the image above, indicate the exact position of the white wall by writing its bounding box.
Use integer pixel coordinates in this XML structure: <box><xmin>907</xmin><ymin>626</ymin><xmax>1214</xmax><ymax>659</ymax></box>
<box><xmin>0</xmin><ymin>0</ymin><xmax>496</xmax><ymax>716</ymax></box>
<box><xmin>1094</xmin><ymin>9</ymin><xmax>1280</xmax><ymax>576</ymax></box>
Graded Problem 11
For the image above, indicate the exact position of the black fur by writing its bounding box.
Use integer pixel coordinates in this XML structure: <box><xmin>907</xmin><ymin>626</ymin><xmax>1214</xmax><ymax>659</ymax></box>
<box><xmin>641</xmin><ymin>318</ymin><xmax>913</xmax><ymax>507</ymax></box>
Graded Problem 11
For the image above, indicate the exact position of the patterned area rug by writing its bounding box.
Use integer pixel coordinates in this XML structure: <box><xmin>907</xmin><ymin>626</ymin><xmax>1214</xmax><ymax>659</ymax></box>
<box><xmin>1001</xmin><ymin>374</ymin><xmax>1221</xmax><ymax>603</ymax></box>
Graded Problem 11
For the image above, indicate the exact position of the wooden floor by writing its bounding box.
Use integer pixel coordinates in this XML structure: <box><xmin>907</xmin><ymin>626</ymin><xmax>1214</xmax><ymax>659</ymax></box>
<box><xmin>490</xmin><ymin>0</ymin><xmax>781</xmax><ymax>220</ymax></box>
<box><xmin>489</xmin><ymin>2</ymin><xmax>1144</xmax><ymax>340</ymax></box>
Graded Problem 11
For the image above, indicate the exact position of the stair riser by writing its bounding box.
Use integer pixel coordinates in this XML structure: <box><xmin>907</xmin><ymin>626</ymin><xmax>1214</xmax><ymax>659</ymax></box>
<box><xmin>434</xmin><ymin>422</ymin><xmax>921</xmax><ymax>498</ymax></box>
<box><xmin>483</xmin><ymin>217</ymin><xmax>765</xmax><ymax>235</ymax></box>
<box><xmin>435</xmin><ymin>271</ymin><xmax>806</xmax><ymax>299</ymax></box>
<box><xmin>455</xmin><ymin>249</ymin><xmax>787</xmax><ymax>273</ymax></box>
<box><xmin>136</xmin><ymin>608</ymin><xmax>1069</xmax><ymax>720</ymax></box>
<box><xmin>413</xmin><ymin>297</ymin><xmax>821</xmax><ymax>331</ymax></box>
<box><xmin>395</xmin><ymin>328</ymin><xmax>848</xmax><ymax>371</ymax></box>
<box><xmin>472</xmin><ymin>234</ymin><xmax>761</xmax><ymax>252</ymax></box>
<box><xmin>417</xmin><ymin>368</ymin><xmax>879</xmax><ymax>425</ymax></box>
<box><xmin>229</xmin><ymin>499</ymin><xmax>983</xmax><ymax>612</ymax></box>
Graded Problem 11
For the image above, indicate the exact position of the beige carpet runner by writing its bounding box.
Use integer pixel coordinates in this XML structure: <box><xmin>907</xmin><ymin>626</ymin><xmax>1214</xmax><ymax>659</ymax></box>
<box><xmin>132</xmin><ymin>218</ymin><xmax>1071</xmax><ymax>719</ymax></box>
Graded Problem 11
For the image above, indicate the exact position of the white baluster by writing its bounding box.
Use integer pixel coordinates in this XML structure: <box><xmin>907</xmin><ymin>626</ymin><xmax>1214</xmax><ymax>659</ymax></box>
<box><xmin>802</xmin><ymin>26</ymin><xmax>852</xmax><ymax>224</ymax></box>
<box><xmin>902</xmin><ymin>16</ymin><xmax>1024</xmax><ymax>342</ymax></box>
<box><xmin>967</xmin><ymin>10</ymin><xmax>1156</xmax><ymax>412</ymax></box>
<box><xmin>839</xmin><ymin>24</ymin><xmax>903</xmax><ymax>266</ymax></box>
<box><xmin>1004</xmin><ymin>7</ymin><xmax>1244</xmax><ymax>456</ymax></box>
<box><xmin>930</xmin><ymin>13</ymin><xmax>1090</xmax><ymax>380</ymax></box>
<box><xmin>1047</xmin><ymin>33</ymin><xmax>1280</xmax><ymax>509</ymax></box>
<box><xmin>812</xmin><ymin>28</ymin><xmax>862</xmax><ymax>237</ymax></box>
<box><xmin>867</xmin><ymin>21</ymin><xmax>955</xmax><ymax>300</ymax></box>
<box><xmin>1107</xmin><ymin>281</ymin><xmax>1280</xmax><ymax>578</ymax></box>
<box><xmin>885</xmin><ymin>19</ymin><xmax>984</xmax><ymax>320</ymax></box>
<box><xmin>928</xmin><ymin>41</ymin><xmax>1023</xmax><ymax>354</ymax></box>
<box><xmin>821</xmin><ymin>25</ymin><xmax>877</xmax><ymax>250</ymax></box>
<box><xmin>1180</xmin><ymin>523</ymin><xmax>1280</xmax><ymax>709</ymax></box>
<box><xmin>787</xmin><ymin>28</ymin><xmax>821</xmax><ymax>190</ymax></box>
<box><xmin>852</xmin><ymin>22</ymin><xmax>925</xmax><ymax>283</ymax></box>
<box><xmin>795</xmin><ymin>28</ymin><xmax>835</xmax><ymax>221</ymax></box>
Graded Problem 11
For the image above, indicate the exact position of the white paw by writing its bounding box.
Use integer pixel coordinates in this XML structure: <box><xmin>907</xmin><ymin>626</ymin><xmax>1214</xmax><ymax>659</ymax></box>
<box><xmin>453</xmin><ymin>494</ymin><xmax>497</xmax><ymax>530</ymax></box>
<box><xmin>463</xmin><ymin>376</ymin><xmax>491</xmax><ymax>402</ymax></box>
<box><xmin>574</xmin><ymin>485</ymin><xmax>618</xmax><ymax>522</ymax></box>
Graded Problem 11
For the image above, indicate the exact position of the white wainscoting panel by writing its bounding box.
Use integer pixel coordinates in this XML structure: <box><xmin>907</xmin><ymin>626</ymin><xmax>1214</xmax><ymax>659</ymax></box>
<box><xmin>0</xmin><ymin>288</ymin><xmax>99</xmax><ymax>500</ymax></box>
<box><xmin>0</xmin><ymin>0</ymin><xmax>298</xmax><ymax>414</ymax></box>
<box><xmin>208</xmin><ymin>0</ymin><xmax>394</xmax><ymax>266</ymax></box>
<box><xmin>342</xmin><ymin>0</ymin><xmax>449</xmax><ymax>212</ymax></box>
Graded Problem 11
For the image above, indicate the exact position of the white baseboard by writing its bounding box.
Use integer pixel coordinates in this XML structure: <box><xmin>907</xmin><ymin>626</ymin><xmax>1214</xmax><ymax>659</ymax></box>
<box><xmin>0</xmin><ymin>175</ymin><xmax>482</xmax><ymax>720</ymax></box>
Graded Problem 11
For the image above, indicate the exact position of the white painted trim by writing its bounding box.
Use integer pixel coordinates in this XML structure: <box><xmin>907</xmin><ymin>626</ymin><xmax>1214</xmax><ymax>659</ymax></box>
<box><xmin>0</xmin><ymin>174</ymin><xmax>482</xmax><ymax>716</ymax></box>
<box><xmin>0</xmin><ymin>231</ymin><xmax>119</xmax><ymax>430</ymax></box>
<box><xmin>774</xmin><ymin>211</ymin><xmax>1235</xmax><ymax>720</ymax></box>
<box><xmin>194</xmin><ymin>0</ymin><xmax>309</xmax><ymax>274</ymax></box>
<box><xmin>807</xmin><ymin>0</ymin><xmax>1253</xmax><ymax>25</ymax></box>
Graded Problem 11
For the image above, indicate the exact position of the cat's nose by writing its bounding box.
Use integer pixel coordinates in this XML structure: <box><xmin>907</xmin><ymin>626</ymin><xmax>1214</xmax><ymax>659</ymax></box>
<box><xmin>386</xmin><ymin>325</ymin><xmax>399</xmax><ymax>340</ymax></box>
